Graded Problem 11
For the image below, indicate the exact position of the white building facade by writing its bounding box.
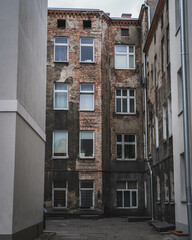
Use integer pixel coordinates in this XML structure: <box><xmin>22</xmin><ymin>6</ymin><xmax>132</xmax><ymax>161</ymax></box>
<box><xmin>0</xmin><ymin>0</ymin><xmax>47</xmax><ymax>239</ymax></box>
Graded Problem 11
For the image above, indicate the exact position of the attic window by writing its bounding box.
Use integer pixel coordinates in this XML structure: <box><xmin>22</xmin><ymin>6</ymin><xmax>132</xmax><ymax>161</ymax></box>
<box><xmin>83</xmin><ymin>20</ymin><xmax>91</xmax><ymax>29</ymax></box>
<box><xmin>121</xmin><ymin>28</ymin><xmax>129</xmax><ymax>36</ymax></box>
<box><xmin>57</xmin><ymin>19</ymin><xmax>66</xmax><ymax>29</ymax></box>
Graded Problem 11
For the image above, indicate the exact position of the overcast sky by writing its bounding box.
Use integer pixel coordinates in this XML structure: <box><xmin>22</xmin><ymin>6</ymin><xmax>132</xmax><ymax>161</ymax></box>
<box><xmin>48</xmin><ymin>0</ymin><xmax>145</xmax><ymax>18</ymax></box>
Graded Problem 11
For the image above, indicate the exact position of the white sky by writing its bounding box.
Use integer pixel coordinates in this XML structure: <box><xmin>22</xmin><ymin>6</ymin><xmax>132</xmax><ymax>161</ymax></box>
<box><xmin>48</xmin><ymin>0</ymin><xmax>145</xmax><ymax>18</ymax></box>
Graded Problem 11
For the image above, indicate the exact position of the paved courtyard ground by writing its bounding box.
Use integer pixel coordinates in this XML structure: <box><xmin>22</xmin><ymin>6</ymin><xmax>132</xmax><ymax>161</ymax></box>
<box><xmin>41</xmin><ymin>218</ymin><xmax>175</xmax><ymax>240</ymax></box>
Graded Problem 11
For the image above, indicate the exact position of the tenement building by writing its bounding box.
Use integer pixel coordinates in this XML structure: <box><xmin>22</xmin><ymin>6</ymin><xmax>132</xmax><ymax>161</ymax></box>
<box><xmin>45</xmin><ymin>8</ymin><xmax>146</xmax><ymax>216</ymax></box>
<box><xmin>142</xmin><ymin>0</ymin><xmax>174</xmax><ymax>223</ymax></box>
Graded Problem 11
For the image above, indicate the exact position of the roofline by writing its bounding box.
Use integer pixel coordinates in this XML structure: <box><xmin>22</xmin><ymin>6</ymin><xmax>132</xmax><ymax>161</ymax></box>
<box><xmin>48</xmin><ymin>7</ymin><xmax>101</xmax><ymax>11</ymax></box>
<box><xmin>143</xmin><ymin>0</ymin><xmax>167</xmax><ymax>53</ymax></box>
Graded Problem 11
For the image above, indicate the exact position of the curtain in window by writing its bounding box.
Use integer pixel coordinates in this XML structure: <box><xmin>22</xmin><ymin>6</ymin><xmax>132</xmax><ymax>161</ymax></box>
<box><xmin>80</xmin><ymin>94</ymin><xmax>93</xmax><ymax>110</ymax></box>
<box><xmin>54</xmin><ymin>131</ymin><xmax>67</xmax><ymax>156</ymax></box>
<box><xmin>115</xmin><ymin>55</ymin><xmax>127</xmax><ymax>69</ymax></box>
<box><xmin>55</xmin><ymin>92</ymin><xmax>67</xmax><ymax>108</ymax></box>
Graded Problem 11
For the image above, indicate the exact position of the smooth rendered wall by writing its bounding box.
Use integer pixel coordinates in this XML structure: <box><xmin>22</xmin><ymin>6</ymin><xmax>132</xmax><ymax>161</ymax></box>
<box><xmin>17</xmin><ymin>0</ymin><xmax>47</xmax><ymax>130</ymax></box>
<box><xmin>169</xmin><ymin>0</ymin><xmax>188</xmax><ymax>231</ymax></box>
<box><xmin>13</xmin><ymin>115</ymin><xmax>45</xmax><ymax>233</ymax></box>
<box><xmin>0</xmin><ymin>0</ymin><xmax>19</xmax><ymax>99</ymax></box>
<box><xmin>0</xmin><ymin>114</ymin><xmax>16</xmax><ymax>234</ymax></box>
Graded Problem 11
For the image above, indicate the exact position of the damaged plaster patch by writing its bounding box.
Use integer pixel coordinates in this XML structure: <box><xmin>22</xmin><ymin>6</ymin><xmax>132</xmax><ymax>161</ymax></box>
<box><xmin>58</xmin><ymin>65</ymin><xmax>75</xmax><ymax>82</ymax></box>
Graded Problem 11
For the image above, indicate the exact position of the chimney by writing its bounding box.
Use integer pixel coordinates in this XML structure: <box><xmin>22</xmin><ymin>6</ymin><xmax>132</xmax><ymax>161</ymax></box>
<box><xmin>121</xmin><ymin>13</ymin><xmax>132</xmax><ymax>18</ymax></box>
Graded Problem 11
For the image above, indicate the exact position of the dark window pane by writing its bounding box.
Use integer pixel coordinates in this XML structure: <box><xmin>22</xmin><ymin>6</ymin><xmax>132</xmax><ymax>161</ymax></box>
<box><xmin>124</xmin><ymin>191</ymin><xmax>130</xmax><ymax>207</ymax></box>
<box><xmin>127</xmin><ymin>145</ymin><xmax>135</xmax><ymax>159</ymax></box>
<box><xmin>129</xmin><ymin>46</ymin><xmax>134</xmax><ymax>53</ymax></box>
<box><xmin>129</xmin><ymin>90</ymin><xmax>135</xmax><ymax>96</ymax></box>
<box><xmin>130</xmin><ymin>98</ymin><xmax>135</xmax><ymax>113</ymax></box>
<box><xmin>81</xmin><ymin>38</ymin><xmax>93</xmax><ymax>44</ymax></box>
<box><xmin>55</xmin><ymin>83</ymin><xmax>67</xmax><ymax>90</ymax></box>
<box><xmin>57</xmin><ymin>20</ymin><xmax>66</xmax><ymax>29</ymax></box>
<box><xmin>116</xmin><ymin>98</ymin><xmax>121</xmax><ymax>112</ymax></box>
<box><xmin>55</xmin><ymin>37</ymin><xmax>67</xmax><ymax>44</ymax></box>
<box><xmin>54</xmin><ymin>190</ymin><xmax>66</xmax><ymax>207</ymax></box>
<box><xmin>81</xmin><ymin>139</ymin><xmax>93</xmax><ymax>157</ymax></box>
<box><xmin>117</xmin><ymin>144</ymin><xmax>122</xmax><ymax>158</ymax></box>
<box><xmin>81</xmin><ymin>46</ymin><xmax>93</xmax><ymax>62</ymax></box>
<box><xmin>123</xmin><ymin>99</ymin><xmax>127</xmax><ymax>112</ymax></box>
<box><xmin>121</xmin><ymin>28</ymin><xmax>129</xmax><ymax>36</ymax></box>
<box><xmin>132</xmin><ymin>191</ymin><xmax>137</xmax><ymax>207</ymax></box>
<box><xmin>124</xmin><ymin>135</ymin><xmax>135</xmax><ymax>142</ymax></box>
<box><xmin>116</xmin><ymin>90</ymin><xmax>121</xmax><ymax>96</ymax></box>
<box><xmin>122</xmin><ymin>90</ymin><xmax>127</xmax><ymax>96</ymax></box>
<box><xmin>55</xmin><ymin>46</ymin><xmax>67</xmax><ymax>61</ymax></box>
<box><xmin>117</xmin><ymin>135</ymin><xmax>122</xmax><ymax>142</ymax></box>
<box><xmin>81</xmin><ymin>180</ymin><xmax>93</xmax><ymax>188</ymax></box>
<box><xmin>83</xmin><ymin>20</ymin><xmax>91</xmax><ymax>28</ymax></box>
<box><xmin>117</xmin><ymin>191</ymin><xmax>122</xmax><ymax>207</ymax></box>
<box><xmin>81</xmin><ymin>190</ymin><xmax>93</xmax><ymax>207</ymax></box>
<box><xmin>128</xmin><ymin>181</ymin><xmax>137</xmax><ymax>189</ymax></box>
<box><xmin>117</xmin><ymin>181</ymin><xmax>126</xmax><ymax>189</ymax></box>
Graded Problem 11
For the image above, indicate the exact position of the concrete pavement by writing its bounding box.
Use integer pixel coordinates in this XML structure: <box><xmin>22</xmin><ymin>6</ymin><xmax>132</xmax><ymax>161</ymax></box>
<box><xmin>40</xmin><ymin>218</ymin><xmax>175</xmax><ymax>240</ymax></box>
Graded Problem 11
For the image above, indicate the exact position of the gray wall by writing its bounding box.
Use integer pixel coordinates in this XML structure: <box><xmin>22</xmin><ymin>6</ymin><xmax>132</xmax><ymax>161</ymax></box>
<box><xmin>0</xmin><ymin>0</ymin><xmax>47</xmax><ymax>238</ymax></box>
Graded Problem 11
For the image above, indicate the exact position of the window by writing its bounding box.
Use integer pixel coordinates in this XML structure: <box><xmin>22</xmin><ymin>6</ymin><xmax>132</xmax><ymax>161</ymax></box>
<box><xmin>80</xmin><ymin>180</ymin><xmax>94</xmax><ymax>208</ymax></box>
<box><xmin>170</xmin><ymin>170</ymin><xmax>174</xmax><ymax>201</ymax></box>
<box><xmin>80</xmin><ymin>131</ymin><xmax>94</xmax><ymax>158</ymax></box>
<box><xmin>52</xmin><ymin>181</ymin><xmax>67</xmax><ymax>208</ymax></box>
<box><xmin>157</xmin><ymin>176</ymin><xmax>161</xmax><ymax>201</ymax></box>
<box><xmin>83</xmin><ymin>20</ymin><xmax>91</xmax><ymax>28</ymax></box>
<box><xmin>161</xmin><ymin>38</ymin><xmax>164</xmax><ymax>73</ymax></box>
<box><xmin>115</xmin><ymin>45</ymin><xmax>135</xmax><ymax>69</ymax></box>
<box><xmin>168</xmin><ymin>97</ymin><xmax>172</xmax><ymax>136</ymax></box>
<box><xmin>54</xmin><ymin>83</ymin><xmax>68</xmax><ymax>110</ymax></box>
<box><xmin>155</xmin><ymin>116</ymin><xmax>159</xmax><ymax>148</ymax></box>
<box><xmin>164</xmin><ymin>173</ymin><xmax>169</xmax><ymax>202</ymax></box>
<box><xmin>80</xmin><ymin>38</ymin><xmax>94</xmax><ymax>62</ymax></box>
<box><xmin>53</xmin><ymin>131</ymin><xmax>68</xmax><ymax>157</ymax></box>
<box><xmin>177</xmin><ymin>69</ymin><xmax>183</xmax><ymax>113</ymax></box>
<box><xmin>57</xmin><ymin>19</ymin><xmax>66</xmax><ymax>29</ymax></box>
<box><xmin>116</xmin><ymin>134</ymin><xmax>136</xmax><ymax>160</ymax></box>
<box><xmin>167</xmin><ymin>26</ymin><xmax>170</xmax><ymax>63</ymax></box>
<box><xmin>54</xmin><ymin>37</ymin><xmax>68</xmax><ymax>62</ymax></box>
<box><xmin>121</xmin><ymin>28</ymin><xmax>129</xmax><ymax>36</ymax></box>
<box><xmin>116</xmin><ymin>89</ymin><xmax>136</xmax><ymax>114</ymax></box>
<box><xmin>175</xmin><ymin>0</ymin><xmax>180</xmax><ymax>32</ymax></box>
<box><xmin>117</xmin><ymin>181</ymin><xmax>138</xmax><ymax>208</ymax></box>
<box><xmin>162</xmin><ymin>105</ymin><xmax>167</xmax><ymax>140</ymax></box>
<box><xmin>80</xmin><ymin>84</ymin><xmax>94</xmax><ymax>111</ymax></box>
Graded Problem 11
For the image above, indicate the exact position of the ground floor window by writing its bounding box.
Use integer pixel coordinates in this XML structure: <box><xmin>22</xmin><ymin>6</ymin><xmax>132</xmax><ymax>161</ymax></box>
<box><xmin>117</xmin><ymin>181</ymin><xmax>138</xmax><ymax>208</ymax></box>
<box><xmin>80</xmin><ymin>180</ymin><xmax>94</xmax><ymax>208</ymax></box>
<box><xmin>52</xmin><ymin>181</ymin><xmax>67</xmax><ymax>208</ymax></box>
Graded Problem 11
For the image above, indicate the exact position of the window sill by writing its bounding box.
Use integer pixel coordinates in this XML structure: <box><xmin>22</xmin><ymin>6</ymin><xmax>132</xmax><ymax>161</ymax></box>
<box><xmin>54</xmin><ymin>61</ymin><xmax>69</xmax><ymax>64</ymax></box>
<box><xmin>178</xmin><ymin>110</ymin><xmax>183</xmax><ymax>117</ymax></box>
<box><xmin>165</xmin><ymin>201</ymin><xmax>169</xmax><ymax>205</ymax></box>
<box><xmin>54</xmin><ymin>108</ymin><xmax>69</xmax><ymax>111</ymax></box>
<box><xmin>79</xmin><ymin>110</ymin><xmax>95</xmax><ymax>112</ymax></box>
<box><xmin>115</xmin><ymin>113</ymin><xmax>136</xmax><ymax>116</ymax></box>
<box><xmin>117</xmin><ymin>207</ymin><xmax>138</xmax><ymax>209</ymax></box>
<box><xmin>79</xmin><ymin>61</ymin><xmax>95</xmax><ymax>64</ymax></box>
<box><xmin>181</xmin><ymin>200</ymin><xmax>187</xmax><ymax>204</ymax></box>
<box><xmin>52</xmin><ymin>156</ymin><xmax>69</xmax><ymax>160</ymax></box>
<box><xmin>116</xmin><ymin>159</ymin><xmax>136</xmax><ymax>161</ymax></box>
<box><xmin>78</xmin><ymin>157</ymin><xmax>95</xmax><ymax>161</ymax></box>
<box><xmin>115</xmin><ymin>68</ymin><xmax>135</xmax><ymax>71</ymax></box>
<box><xmin>156</xmin><ymin>201</ymin><xmax>161</xmax><ymax>205</ymax></box>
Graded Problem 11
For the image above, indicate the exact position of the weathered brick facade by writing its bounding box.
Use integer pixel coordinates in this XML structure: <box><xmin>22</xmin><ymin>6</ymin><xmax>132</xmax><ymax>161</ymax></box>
<box><xmin>45</xmin><ymin>8</ymin><xmax>146</xmax><ymax>217</ymax></box>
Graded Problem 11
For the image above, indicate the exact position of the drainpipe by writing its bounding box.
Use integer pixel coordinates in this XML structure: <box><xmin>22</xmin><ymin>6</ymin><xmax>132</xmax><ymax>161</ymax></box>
<box><xmin>179</xmin><ymin>0</ymin><xmax>192</xmax><ymax>238</ymax></box>
<box><xmin>143</xmin><ymin>53</ymin><xmax>154</xmax><ymax>221</ymax></box>
<box><xmin>144</xmin><ymin>0</ymin><xmax>154</xmax><ymax>221</ymax></box>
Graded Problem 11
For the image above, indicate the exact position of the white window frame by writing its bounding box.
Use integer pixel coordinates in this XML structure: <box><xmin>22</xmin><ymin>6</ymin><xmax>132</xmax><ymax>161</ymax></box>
<box><xmin>54</xmin><ymin>37</ymin><xmax>69</xmax><ymax>62</ymax></box>
<box><xmin>54</xmin><ymin>83</ymin><xmax>68</xmax><ymax>110</ymax></box>
<box><xmin>79</xmin><ymin>180</ymin><xmax>94</xmax><ymax>208</ymax></box>
<box><xmin>52</xmin><ymin>130</ymin><xmax>68</xmax><ymax>159</ymax></box>
<box><xmin>80</xmin><ymin>38</ymin><xmax>94</xmax><ymax>63</ymax></box>
<box><xmin>79</xmin><ymin>131</ymin><xmax>94</xmax><ymax>159</ymax></box>
<box><xmin>116</xmin><ymin>134</ymin><xmax>137</xmax><ymax>161</ymax></box>
<box><xmin>155</xmin><ymin>116</ymin><xmax>159</xmax><ymax>148</ymax></box>
<box><xmin>80</xmin><ymin>84</ymin><xmax>94</xmax><ymax>111</ymax></box>
<box><xmin>115</xmin><ymin>45</ymin><xmax>135</xmax><ymax>69</ymax></box>
<box><xmin>116</xmin><ymin>181</ymin><xmax>138</xmax><ymax>209</ymax></box>
<box><xmin>162</xmin><ymin>105</ymin><xmax>167</xmax><ymax>140</ymax></box>
<box><xmin>115</xmin><ymin>89</ymin><xmax>136</xmax><ymax>114</ymax></box>
<box><xmin>52</xmin><ymin>181</ymin><xmax>68</xmax><ymax>208</ymax></box>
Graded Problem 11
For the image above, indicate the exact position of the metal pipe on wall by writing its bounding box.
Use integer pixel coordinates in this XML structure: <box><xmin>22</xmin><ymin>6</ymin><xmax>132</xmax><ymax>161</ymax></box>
<box><xmin>179</xmin><ymin>0</ymin><xmax>192</xmax><ymax>238</ymax></box>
